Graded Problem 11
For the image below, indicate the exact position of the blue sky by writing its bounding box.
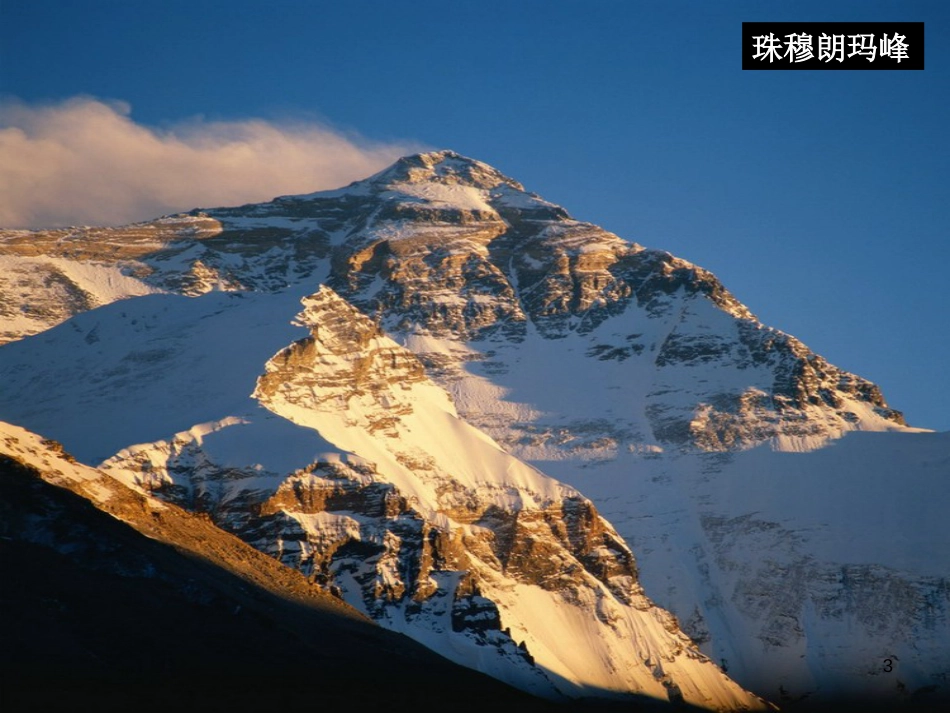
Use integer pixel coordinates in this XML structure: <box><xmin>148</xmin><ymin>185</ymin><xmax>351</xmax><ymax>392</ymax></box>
<box><xmin>2</xmin><ymin>0</ymin><xmax>948</xmax><ymax>431</ymax></box>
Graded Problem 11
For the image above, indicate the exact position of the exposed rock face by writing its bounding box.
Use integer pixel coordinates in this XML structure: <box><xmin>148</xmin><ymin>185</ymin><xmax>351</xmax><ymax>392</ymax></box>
<box><xmin>1</xmin><ymin>150</ymin><xmax>944</xmax><ymax>710</ymax></box>
<box><xmin>255</xmin><ymin>289</ymin><xmax>429</xmax><ymax>423</ymax></box>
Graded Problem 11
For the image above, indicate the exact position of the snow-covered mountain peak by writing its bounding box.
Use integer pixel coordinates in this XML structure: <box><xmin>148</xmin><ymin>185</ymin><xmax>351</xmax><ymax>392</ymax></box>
<box><xmin>278</xmin><ymin>150</ymin><xmax>527</xmax><ymax>206</ymax></box>
<box><xmin>368</xmin><ymin>150</ymin><xmax>526</xmax><ymax>191</ymax></box>
<box><xmin>0</xmin><ymin>150</ymin><xmax>911</xmax><ymax>449</ymax></box>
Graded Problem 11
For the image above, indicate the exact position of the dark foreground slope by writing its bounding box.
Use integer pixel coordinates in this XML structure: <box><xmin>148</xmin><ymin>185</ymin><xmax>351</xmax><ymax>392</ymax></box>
<box><xmin>0</xmin><ymin>448</ymin><xmax>562</xmax><ymax>713</ymax></box>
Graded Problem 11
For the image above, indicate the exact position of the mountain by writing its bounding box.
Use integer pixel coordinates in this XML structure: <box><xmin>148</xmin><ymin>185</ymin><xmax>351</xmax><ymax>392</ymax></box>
<box><xmin>1</xmin><ymin>150</ymin><xmax>947</xmax><ymax>711</ymax></box>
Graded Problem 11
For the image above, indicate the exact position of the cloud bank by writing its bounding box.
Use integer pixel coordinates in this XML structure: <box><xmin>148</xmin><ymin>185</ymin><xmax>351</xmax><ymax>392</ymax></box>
<box><xmin>0</xmin><ymin>97</ymin><xmax>423</xmax><ymax>229</ymax></box>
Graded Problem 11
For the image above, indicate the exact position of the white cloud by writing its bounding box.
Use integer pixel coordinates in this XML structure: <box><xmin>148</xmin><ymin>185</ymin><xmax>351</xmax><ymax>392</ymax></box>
<box><xmin>0</xmin><ymin>97</ymin><xmax>424</xmax><ymax>229</ymax></box>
